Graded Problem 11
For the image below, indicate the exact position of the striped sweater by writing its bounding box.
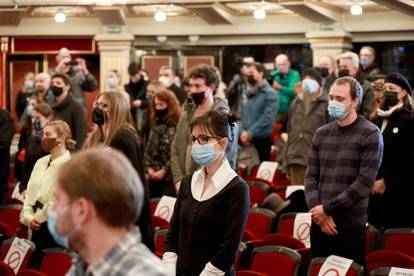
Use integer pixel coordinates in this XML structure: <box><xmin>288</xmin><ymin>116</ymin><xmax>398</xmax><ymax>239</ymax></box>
<box><xmin>305</xmin><ymin>116</ymin><xmax>383</xmax><ymax>227</ymax></box>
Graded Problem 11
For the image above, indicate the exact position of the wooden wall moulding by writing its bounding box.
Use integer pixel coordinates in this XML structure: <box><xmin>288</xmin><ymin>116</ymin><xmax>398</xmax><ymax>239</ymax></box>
<box><xmin>183</xmin><ymin>55</ymin><xmax>214</xmax><ymax>77</ymax></box>
<box><xmin>11</xmin><ymin>37</ymin><xmax>96</xmax><ymax>54</ymax></box>
<box><xmin>142</xmin><ymin>55</ymin><xmax>173</xmax><ymax>81</ymax></box>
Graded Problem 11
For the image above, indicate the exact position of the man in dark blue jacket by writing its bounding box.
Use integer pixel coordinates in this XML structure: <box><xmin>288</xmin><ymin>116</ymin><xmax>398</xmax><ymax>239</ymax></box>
<box><xmin>240</xmin><ymin>62</ymin><xmax>279</xmax><ymax>162</ymax></box>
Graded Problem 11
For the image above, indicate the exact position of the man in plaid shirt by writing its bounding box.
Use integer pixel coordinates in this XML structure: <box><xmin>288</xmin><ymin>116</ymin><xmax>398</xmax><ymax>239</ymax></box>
<box><xmin>48</xmin><ymin>149</ymin><xmax>170</xmax><ymax>276</ymax></box>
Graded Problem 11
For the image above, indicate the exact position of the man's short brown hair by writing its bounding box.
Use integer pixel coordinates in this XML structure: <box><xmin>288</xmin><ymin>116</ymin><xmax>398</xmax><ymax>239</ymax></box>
<box><xmin>332</xmin><ymin>76</ymin><xmax>363</xmax><ymax>104</ymax></box>
<box><xmin>189</xmin><ymin>64</ymin><xmax>218</xmax><ymax>88</ymax></box>
<box><xmin>51</xmin><ymin>73</ymin><xmax>72</xmax><ymax>87</ymax></box>
<box><xmin>56</xmin><ymin>148</ymin><xmax>144</xmax><ymax>228</ymax></box>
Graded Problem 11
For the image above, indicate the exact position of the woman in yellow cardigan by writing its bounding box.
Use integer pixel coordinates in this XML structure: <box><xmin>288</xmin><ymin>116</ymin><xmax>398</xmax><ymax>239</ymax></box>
<box><xmin>20</xmin><ymin>120</ymin><xmax>74</xmax><ymax>265</ymax></box>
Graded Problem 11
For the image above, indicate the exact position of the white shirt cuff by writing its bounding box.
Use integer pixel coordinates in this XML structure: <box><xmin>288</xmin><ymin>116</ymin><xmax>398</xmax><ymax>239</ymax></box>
<box><xmin>162</xmin><ymin>252</ymin><xmax>177</xmax><ymax>276</ymax></box>
<box><xmin>199</xmin><ymin>262</ymin><xmax>225</xmax><ymax>276</ymax></box>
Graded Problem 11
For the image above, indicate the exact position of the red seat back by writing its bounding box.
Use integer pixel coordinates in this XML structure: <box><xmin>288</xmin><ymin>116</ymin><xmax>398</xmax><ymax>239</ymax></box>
<box><xmin>384</xmin><ymin>228</ymin><xmax>414</xmax><ymax>258</ymax></box>
<box><xmin>245</xmin><ymin>209</ymin><xmax>275</xmax><ymax>240</ymax></box>
<box><xmin>237</xmin><ymin>271</ymin><xmax>269</xmax><ymax>276</ymax></box>
<box><xmin>366</xmin><ymin>250</ymin><xmax>414</xmax><ymax>274</ymax></box>
<box><xmin>39</xmin><ymin>249</ymin><xmax>72</xmax><ymax>276</ymax></box>
<box><xmin>17</xmin><ymin>269</ymin><xmax>47</xmax><ymax>276</ymax></box>
<box><xmin>277</xmin><ymin>213</ymin><xmax>297</xmax><ymax>236</ymax></box>
<box><xmin>154</xmin><ymin>229</ymin><xmax>168</xmax><ymax>258</ymax></box>
<box><xmin>0</xmin><ymin>260</ymin><xmax>15</xmax><ymax>276</ymax></box>
<box><xmin>251</xmin><ymin>246</ymin><xmax>301</xmax><ymax>276</ymax></box>
<box><xmin>0</xmin><ymin>205</ymin><xmax>23</xmax><ymax>235</ymax></box>
<box><xmin>262</xmin><ymin>234</ymin><xmax>306</xmax><ymax>250</ymax></box>
<box><xmin>248</xmin><ymin>182</ymin><xmax>271</xmax><ymax>207</ymax></box>
<box><xmin>365</xmin><ymin>223</ymin><xmax>378</xmax><ymax>254</ymax></box>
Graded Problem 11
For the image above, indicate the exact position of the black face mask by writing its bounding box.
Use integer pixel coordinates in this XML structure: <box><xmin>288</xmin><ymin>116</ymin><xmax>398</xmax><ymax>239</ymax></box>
<box><xmin>191</xmin><ymin>91</ymin><xmax>205</xmax><ymax>106</ymax></box>
<box><xmin>51</xmin><ymin>86</ymin><xmax>64</xmax><ymax>97</ymax></box>
<box><xmin>382</xmin><ymin>91</ymin><xmax>399</xmax><ymax>110</ymax></box>
<box><xmin>155</xmin><ymin>108</ymin><xmax>169</xmax><ymax>118</ymax></box>
<box><xmin>92</xmin><ymin>107</ymin><xmax>105</xmax><ymax>125</ymax></box>
<box><xmin>338</xmin><ymin>69</ymin><xmax>350</xmax><ymax>78</ymax></box>
<box><xmin>320</xmin><ymin>67</ymin><xmax>330</xmax><ymax>78</ymax></box>
<box><xmin>246</xmin><ymin>75</ymin><xmax>256</xmax><ymax>86</ymax></box>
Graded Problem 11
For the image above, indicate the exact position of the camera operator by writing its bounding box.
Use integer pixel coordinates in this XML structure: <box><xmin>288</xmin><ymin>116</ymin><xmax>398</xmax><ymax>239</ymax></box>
<box><xmin>51</xmin><ymin>47</ymin><xmax>97</xmax><ymax>109</ymax></box>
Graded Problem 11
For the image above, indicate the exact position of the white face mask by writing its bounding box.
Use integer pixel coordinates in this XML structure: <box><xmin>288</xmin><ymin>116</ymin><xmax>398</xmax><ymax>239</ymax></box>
<box><xmin>158</xmin><ymin>76</ymin><xmax>171</xmax><ymax>88</ymax></box>
<box><xmin>302</xmin><ymin>79</ymin><xmax>319</xmax><ymax>94</ymax></box>
<box><xmin>107</xmin><ymin>78</ymin><xmax>118</xmax><ymax>89</ymax></box>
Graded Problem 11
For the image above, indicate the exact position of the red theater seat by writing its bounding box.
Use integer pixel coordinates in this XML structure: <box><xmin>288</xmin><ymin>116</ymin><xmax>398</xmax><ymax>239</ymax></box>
<box><xmin>245</xmin><ymin>208</ymin><xmax>275</xmax><ymax>240</ymax></box>
<box><xmin>366</xmin><ymin>250</ymin><xmax>414</xmax><ymax>274</ymax></box>
<box><xmin>247</xmin><ymin>181</ymin><xmax>271</xmax><ymax>207</ymax></box>
<box><xmin>17</xmin><ymin>269</ymin><xmax>47</xmax><ymax>276</ymax></box>
<box><xmin>0</xmin><ymin>260</ymin><xmax>15</xmax><ymax>276</ymax></box>
<box><xmin>39</xmin><ymin>248</ymin><xmax>72</xmax><ymax>276</ymax></box>
<box><xmin>383</xmin><ymin>228</ymin><xmax>414</xmax><ymax>258</ymax></box>
<box><xmin>1</xmin><ymin>238</ymin><xmax>35</xmax><ymax>272</ymax></box>
<box><xmin>154</xmin><ymin>228</ymin><xmax>168</xmax><ymax>258</ymax></box>
<box><xmin>250</xmin><ymin>246</ymin><xmax>301</xmax><ymax>276</ymax></box>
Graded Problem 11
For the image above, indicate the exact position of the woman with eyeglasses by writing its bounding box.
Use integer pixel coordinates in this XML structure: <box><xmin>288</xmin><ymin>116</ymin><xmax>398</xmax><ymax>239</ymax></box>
<box><xmin>144</xmin><ymin>89</ymin><xmax>181</xmax><ymax>198</ymax></box>
<box><xmin>84</xmin><ymin>91</ymin><xmax>153</xmax><ymax>250</ymax></box>
<box><xmin>163</xmin><ymin>110</ymin><xmax>249</xmax><ymax>276</ymax></box>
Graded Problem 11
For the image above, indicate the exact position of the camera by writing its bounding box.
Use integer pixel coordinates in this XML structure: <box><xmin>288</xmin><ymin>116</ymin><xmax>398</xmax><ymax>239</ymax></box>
<box><xmin>66</xmin><ymin>60</ymin><xmax>78</xmax><ymax>66</ymax></box>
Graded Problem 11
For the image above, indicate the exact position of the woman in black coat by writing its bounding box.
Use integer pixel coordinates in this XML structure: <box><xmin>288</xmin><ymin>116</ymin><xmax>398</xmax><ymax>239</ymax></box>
<box><xmin>163</xmin><ymin>110</ymin><xmax>249</xmax><ymax>276</ymax></box>
<box><xmin>84</xmin><ymin>91</ymin><xmax>153</xmax><ymax>250</ymax></box>
<box><xmin>368</xmin><ymin>72</ymin><xmax>414</xmax><ymax>229</ymax></box>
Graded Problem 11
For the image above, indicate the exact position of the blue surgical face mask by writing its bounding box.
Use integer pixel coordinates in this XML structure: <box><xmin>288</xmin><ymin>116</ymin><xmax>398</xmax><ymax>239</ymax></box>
<box><xmin>26</xmin><ymin>105</ymin><xmax>33</xmax><ymax>117</ymax></box>
<box><xmin>24</xmin><ymin>80</ymin><xmax>34</xmax><ymax>90</ymax></box>
<box><xmin>47</xmin><ymin>209</ymin><xmax>69</xmax><ymax>248</ymax></box>
<box><xmin>107</xmin><ymin>78</ymin><xmax>118</xmax><ymax>89</ymax></box>
<box><xmin>327</xmin><ymin>100</ymin><xmax>350</xmax><ymax>120</ymax></box>
<box><xmin>360</xmin><ymin>57</ymin><xmax>371</xmax><ymax>67</ymax></box>
<box><xmin>191</xmin><ymin>142</ymin><xmax>223</xmax><ymax>167</ymax></box>
<box><xmin>302</xmin><ymin>79</ymin><xmax>319</xmax><ymax>94</ymax></box>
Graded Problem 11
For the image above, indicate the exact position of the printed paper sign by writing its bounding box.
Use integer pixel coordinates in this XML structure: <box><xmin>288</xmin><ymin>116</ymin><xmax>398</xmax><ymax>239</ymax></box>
<box><xmin>285</xmin><ymin>185</ymin><xmax>305</xmax><ymax>198</ymax></box>
<box><xmin>293</xmin><ymin>213</ymin><xmax>312</xmax><ymax>248</ymax></box>
<box><xmin>3</xmin><ymin>238</ymin><xmax>31</xmax><ymax>274</ymax></box>
<box><xmin>257</xmin><ymin>161</ymin><xmax>278</xmax><ymax>182</ymax></box>
<box><xmin>318</xmin><ymin>255</ymin><xmax>353</xmax><ymax>276</ymax></box>
<box><xmin>154</xmin><ymin>196</ymin><xmax>177</xmax><ymax>223</ymax></box>
<box><xmin>390</xmin><ymin>267</ymin><xmax>414</xmax><ymax>276</ymax></box>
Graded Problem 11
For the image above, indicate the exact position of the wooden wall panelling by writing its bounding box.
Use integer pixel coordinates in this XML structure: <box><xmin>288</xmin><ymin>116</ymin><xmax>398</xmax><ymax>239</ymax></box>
<box><xmin>141</xmin><ymin>56</ymin><xmax>173</xmax><ymax>81</ymax></box>
<box><xmin>183</xmin><ymin>56</ymin><xmax>214</xmax><ymax>77</ymax></box>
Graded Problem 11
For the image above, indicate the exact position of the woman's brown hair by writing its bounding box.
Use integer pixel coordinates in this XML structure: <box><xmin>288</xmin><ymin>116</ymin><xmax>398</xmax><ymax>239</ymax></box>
<box><xmin>84</xmin><ymin>91</ymin><xmax>137</xmax><ymax>148</ymax></box>
<box><xmin>45</xmin><ymin>120</ymin><xmax>76</xmax><ymax>150</ymax></box>
<box><xmin>149</xmin><ymin>89</ymin><xmax>181</xmax><ymax>125</ymax></box>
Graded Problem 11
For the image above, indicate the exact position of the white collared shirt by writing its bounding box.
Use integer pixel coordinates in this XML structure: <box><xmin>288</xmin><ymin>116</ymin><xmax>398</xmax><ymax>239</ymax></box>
<box><xmin>162</xmin><ymin>158</ymin><xmax>237</xmax><ymax>275</ymax></box>
<box><xmin>191</xmin><ymin>158</ymin><xmax>237</xmax><ymax>202</ymax></box>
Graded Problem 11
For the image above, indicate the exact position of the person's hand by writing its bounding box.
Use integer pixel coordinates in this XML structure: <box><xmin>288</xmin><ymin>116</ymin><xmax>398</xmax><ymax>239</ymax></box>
<box><xmin>280</xmin><ymin>132</ymin><xmax>288</xmax><ymax>143</ymax></box>
<box><xmin>76</xmin><ymin>58</ymin><xmax>89</xmax><ymax>75</ymax></box>
<box><xmin>132</xmin><ymin>100</ymin><xmax>142</xmax><ymax>108</ymax></box>
<box><xmin>30</xmin><ymin>219</ymin><xmax>41</xmax><ymax>230</ymax></box>
<box><xmin>175</xmin><ymin>181</ymin><xmax>181</xmax><ymax>192</ymax></box>
<box><xmin>273</xmin><ymin>81</ymin><xmax>282</xmax><ymax>90</ymax></box>
<box><xmin>56</xmin><ymin>57</ymin><xmax>70</xmax><ymax>74</ymax></box>
<box><xmin>240</xmin><ymin>131</ymin><xmax>251</xmax><ymax>145</ymax></box>
<box><xmin>147</xmin><ymin>168</ymin><xmax>156</xmax><ymax>179</ymax></box>
<box><xmin>310</xmin><ymin>205</ymin><xmax>329</xmax><ymax>225</ymax></box>
<box><xmin>371</xmin><ymin>179</ymin><xmax>386</xmax><ymax>195</ymax></box>
<box><xmin>152</xmin><ymin>169</ymin><xmax>166</xmax><ymax>181</ymax></box>
<box><xmin>320</xmin><ymin>216</ymin><xmax>338</xmax><ymax>235</ymax></box>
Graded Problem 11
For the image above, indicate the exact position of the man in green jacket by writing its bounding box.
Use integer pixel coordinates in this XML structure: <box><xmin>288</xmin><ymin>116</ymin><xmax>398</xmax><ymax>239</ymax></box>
<box><xmin>268</xmin><ymin>54</ymin><xmax>300</xmax><ymax>130</ymax></box>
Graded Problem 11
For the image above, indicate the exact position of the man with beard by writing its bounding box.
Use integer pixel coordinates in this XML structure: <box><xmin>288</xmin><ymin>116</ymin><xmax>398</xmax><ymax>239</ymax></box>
<box><xmin>48</xmin><ymin>148</ymin><xmax>169</xmax><ymax>276</ymax></box>
<box><xmin>34</xmin><ymin>73</ymin><xmax>54</xmax><ymax>105</ymax></box>
<box><xmin>240</xmin><ymin>62</ymin><xmax>279</xmax><ymax>162</ymax></box>
<box><xmin>170</xmin><ymin>64</ymin><xmax>237</xmax><ymax>191</ymax></box>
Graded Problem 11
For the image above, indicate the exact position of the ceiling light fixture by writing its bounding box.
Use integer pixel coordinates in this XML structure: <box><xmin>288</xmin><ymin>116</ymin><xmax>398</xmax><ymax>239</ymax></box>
<box><xmin>55</xmin><ymin>11</ymin><xmax>66</xmax><ymax>23</ymax></box>
<box><xmin>350</xmin><ymin>3</ymin><xmax>363</xmax><ymax>15</ymax></box>
<box><xmin>254</xmin><ymin>1</ymin><xmax>266</xmax><ymax>20</ymax></box>
<box><xmin>154</xmin><ymin>10</ymin><xmax>167</xmax><ymax>22</ymax></box>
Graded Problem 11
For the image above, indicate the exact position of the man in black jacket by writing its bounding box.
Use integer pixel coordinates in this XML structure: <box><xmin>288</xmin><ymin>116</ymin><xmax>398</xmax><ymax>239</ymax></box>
<box><xmin>51</xmin><ymin>73</ymin><xmax>87</xmax><ymax>150</ymax></box>
<box><xmin>124</xmin><ymin>62</ymin><xmax>148</xmax><ymax>131</ymax></box>
<box><xmin>0</xmin><ymin>108</ymin><xmax>15</xmax><ymax>204</ymax></box>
